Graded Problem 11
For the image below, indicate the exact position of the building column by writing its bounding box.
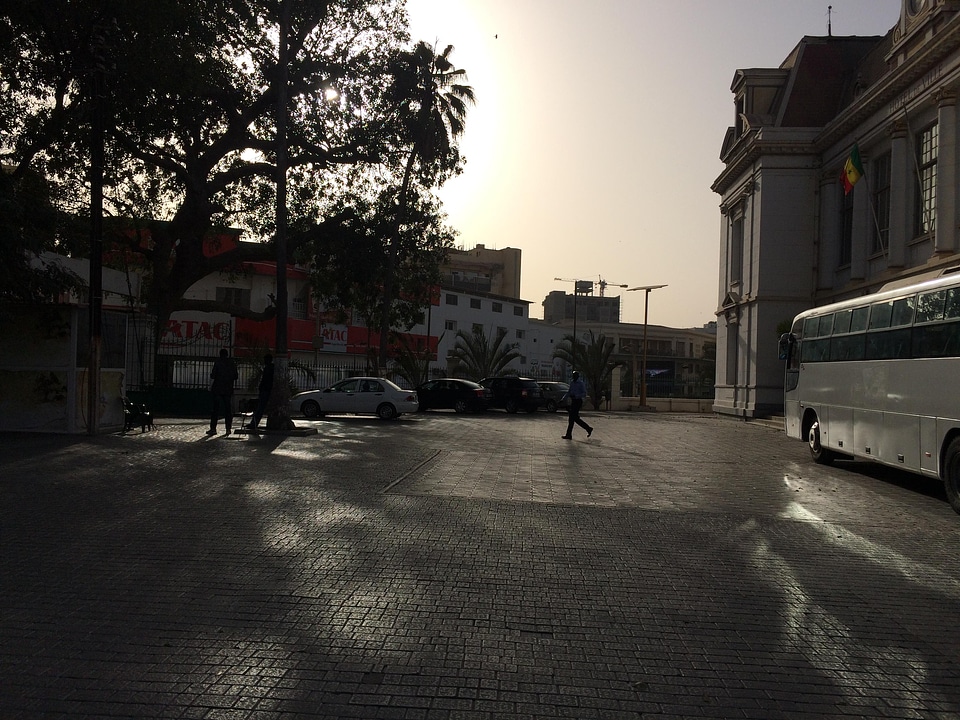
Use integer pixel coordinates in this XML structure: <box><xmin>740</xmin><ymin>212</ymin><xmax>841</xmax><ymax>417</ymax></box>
<box><xmin>819</xmin><ymin>175</ymin><xmax>841</xmax><ymax>285</ymax></box>
<box><xmin>935</xmin><ymin>89</ymin><xmax>958</xmax><ymax>254</ymax></box>
<box><xmin>851</xmin><ymin>163</ymin><xmax>869</xmax><ymax>281</ymax></box>
<box><xmin>887</xmin><ymin>121</ymin><xmax>909</xmax><ymax>268</ymax></box>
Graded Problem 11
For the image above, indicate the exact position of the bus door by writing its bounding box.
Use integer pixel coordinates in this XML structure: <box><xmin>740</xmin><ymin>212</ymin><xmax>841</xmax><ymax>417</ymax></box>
<box><xmin>779</xmin><ymin>331</ymin><xmax>801</xmax><ymax>439</ymax></box>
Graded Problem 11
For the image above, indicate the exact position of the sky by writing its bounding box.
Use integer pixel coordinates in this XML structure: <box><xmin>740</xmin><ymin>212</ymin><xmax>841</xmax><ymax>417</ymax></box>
<box><xmin>405</xmin><ymin>0</ymin><xmax>903</xmax><ymax>328</ymax></box>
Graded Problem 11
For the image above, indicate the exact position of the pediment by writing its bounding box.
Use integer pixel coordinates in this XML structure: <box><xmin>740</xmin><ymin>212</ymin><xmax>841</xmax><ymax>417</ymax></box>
<box><xmin>721</xmin><ymin>290</ymin><xmax>741</xmax><ymax>308</ymax></box>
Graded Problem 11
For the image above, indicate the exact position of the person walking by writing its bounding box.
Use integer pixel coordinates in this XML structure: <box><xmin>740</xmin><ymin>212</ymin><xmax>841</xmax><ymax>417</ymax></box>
<box><xmin>248</xmin><ymin>353</ymin><xmax>274</xmax><ymax>431</ymax></box>
<box><xmin>208</xmin><ymin>349</ymin><xmax>239</xmax><ymax>435</ymax></box>
<box><xmin>562</xmin><ymin>370</ymin><xmax>593</xmax><ymax>440</ymax></box>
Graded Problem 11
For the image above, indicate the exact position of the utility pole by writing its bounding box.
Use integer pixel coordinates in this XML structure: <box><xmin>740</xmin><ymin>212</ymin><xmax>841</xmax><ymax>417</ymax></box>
<box><xmin>554</xmin><ymin>277</ymin><xmax>594</xmax><ymax>354</ymax></box>
<box><xmin>627</xmin><ymin>284</ymin><xmax>668</xmax><ymax>407</ymax></box>
<box><xmin>269</xmin><ymin>0</ymin><xmax>292</xmax><ymax>430</ymax></box>
<box><xmin>87</xmin><ymin>19</ymin><xmax>111</xmax><ymax>435</ymax></box>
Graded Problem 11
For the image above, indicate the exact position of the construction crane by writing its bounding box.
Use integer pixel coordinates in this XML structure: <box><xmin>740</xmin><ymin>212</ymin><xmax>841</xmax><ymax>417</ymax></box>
<box><xmin>597</xmin><ymin>277</ymin><xmax>628</xmax><ymax>296</ymax></box>
<box><xmin>554</xmin><ymin>277</ymin><xmax>595</xmax><ymax>295</ymax></box>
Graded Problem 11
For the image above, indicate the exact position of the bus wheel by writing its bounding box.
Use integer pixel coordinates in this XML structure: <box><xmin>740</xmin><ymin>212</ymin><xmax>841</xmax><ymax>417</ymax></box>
<box><xmin>943</xmin><ymin>437</ymin><xmax>960</xmax><ymax>514</ymax></box>
<box><xmin>808</xmin><ymin>417</ymin><xmax>835</xmax><ymax>465</ymax></box>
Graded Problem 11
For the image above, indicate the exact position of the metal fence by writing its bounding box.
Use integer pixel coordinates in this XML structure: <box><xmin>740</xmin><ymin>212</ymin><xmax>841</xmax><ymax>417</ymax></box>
<box><xmin>124</xmin><ymin>313</ymin><xmax>713</xmax><ymax>399</ymax></box>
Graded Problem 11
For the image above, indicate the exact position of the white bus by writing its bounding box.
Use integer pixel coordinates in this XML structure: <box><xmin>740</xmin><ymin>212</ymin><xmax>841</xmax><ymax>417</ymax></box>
<box><xmin>778</xmin><ymin>271</ymin><xmax>960</xmax><ymax>514</ymax></box>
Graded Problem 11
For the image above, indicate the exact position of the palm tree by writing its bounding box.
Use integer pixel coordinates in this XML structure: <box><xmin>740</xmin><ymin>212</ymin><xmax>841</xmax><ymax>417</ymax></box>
<box><xmin>448</xmin><ymin>326</ymin><xmax>519</xmax><ymax>381</ymax></box>
<box><xmin>390</xmin><ymin>331</ymin><xmax>441</xmax><ymax>389</ymax></box>
<box><xmin>378</xmin><ymin>42</ymin><xmax>475</xmax><ymax>369</ymax></box>
<box><xmin>553</xmin><ymin>330</ymin><xmax>623</xmax><ymax>410</ymax></box>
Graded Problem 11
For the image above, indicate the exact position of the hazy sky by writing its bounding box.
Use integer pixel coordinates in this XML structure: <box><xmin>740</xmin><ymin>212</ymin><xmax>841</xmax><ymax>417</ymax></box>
<box><xmin>405</xmin><ymin>0</ymin><xmax>903</xmax><ymax>328</ymax></box>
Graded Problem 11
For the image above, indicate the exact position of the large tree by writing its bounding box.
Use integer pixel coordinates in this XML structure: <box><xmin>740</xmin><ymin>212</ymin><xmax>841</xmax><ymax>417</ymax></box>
<box><xmin>0</xmin><ymin>1</ymin><xmax>460</xmax><ymax>367</ymax></box>
<box><xmin>0</xmin><ymin>169</ymin><xmax>83</xmax><ymax>304</ymax></box>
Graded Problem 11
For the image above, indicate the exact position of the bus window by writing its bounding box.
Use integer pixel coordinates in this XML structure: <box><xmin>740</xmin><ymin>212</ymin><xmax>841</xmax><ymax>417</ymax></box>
<box><xmin>946</xmin><ymin>288</ymin><xmax>960</xmax><ymax>319</ymax></box>
<box><xmin>850</xmin><ymin>306</ymin><xmax>869</xmax><ymax>332</ymax></box>
<box><xmin>801</xmin><ymin>338</ymin><xmax>831</xmax><ymax>362</ymax></box>
<box><xmin>916</xmin><ymin>290</ymin><xmax>946</xmax><ymax>323</ymax></box>
<box><xmin>914</xmin><ymin>320</ymin><xmax>960</xmax><ymax>358</ymax></box>
<box><xmin>869</xmin><ymin>301</ymin><xmax>893</xmax><ymax>329</ymax></box>
<box><xmin>818</xmin><ymin>314</ymin><xmax>834</xmax><ymax>336</ymax></box>
<box><xmin>830</xmin><ymin>334</ymin><xmax>865</xmax><ymax>361</ymax></box>
<box><xmin>833</xmin><ymin>309</ymin><xmax>852</xmax><ymax>334</ymax></box>
<box><xmin>866</xmin><ymin>328</ymin><xmax>912</xmax><ymax>359</ymax></box>
<box><xmin>803</xmin><ymin>317</ymin><xmax>819</xmax><ymax>338</ymax></box>
<box><xmin>946</xmin><ymin>323</ymin><xmax>960</xmax><ymax>356</ymax></box>
<box><xmin>787</xmin><ymin>339</ymin><xmax>800</xmax><ymax>370</ymax></box>
<box><xmin>891</xmin><ymin>296</ymin><xmax>916</xmax><ymax>326</ymax></box>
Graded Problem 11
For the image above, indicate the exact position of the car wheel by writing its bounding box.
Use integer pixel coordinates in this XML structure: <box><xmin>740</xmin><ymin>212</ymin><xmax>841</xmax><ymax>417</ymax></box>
<box><xmin>545</xmin><ymin>400</ymin><xmax>558</xmax><ymax>413</ymax></box>
<box><xmin>807</xmin><ymin>415</ymin><xmax>835</xmax><ymax>465</ymax></box>
<box><xmin>942</xmin><ymin>436</ymin><xmax>960</xmax><ymax>514</ymax></box>
<box><xmin>454</xmin><ymin>399</ymin><xmax>469</xmax><ymax>414</ymax></box>
<box><xmin>505</xmin><ymin>399</ymin><xmax>519</xmax><ymax>413</ymax></box>
<box><xmin>377</xmin><ymin>403</ymin><xmax>398</xmax><ymax>420</ymax></box>
<box><xmin>301</xmin><ymin>400</ymin><xmax>321</xmax><ymax>418</ymax></box>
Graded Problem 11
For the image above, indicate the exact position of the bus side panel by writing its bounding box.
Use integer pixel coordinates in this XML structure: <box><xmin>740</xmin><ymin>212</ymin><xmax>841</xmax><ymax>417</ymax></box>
<box><xmin>830</xmin><ymin>406</ymin><xmax>854</xmax><ymax>454</ymax></box>
<box><xmin>880</xmin><ymin>412</ymin><xmax>920</xmax><ymax>471</ymax></box>
<box><xmin>854</xmin><ymin>409</ymin><xmax>883</xmax><ymax>460</ymax></box>
<box><xmin>921</xmin><ymin>416</ymin><xmax>938</xmax><ymax>476</ymax></box>
<box><xmin>933</xmin><ymin>417</ymin><xmax>960</xmax><ymax>479</ymax></box>
<box><xmin>785</xmin><ymin>399</ymin><xmax>802</xmax><ymax>439</ymax></box>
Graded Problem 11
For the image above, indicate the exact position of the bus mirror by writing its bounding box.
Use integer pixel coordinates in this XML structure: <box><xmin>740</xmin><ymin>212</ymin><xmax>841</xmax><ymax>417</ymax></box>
<box><xmin>778</xmin><ymin>333</ymin><xmax>795</xmax><ymax>361</ymax></box>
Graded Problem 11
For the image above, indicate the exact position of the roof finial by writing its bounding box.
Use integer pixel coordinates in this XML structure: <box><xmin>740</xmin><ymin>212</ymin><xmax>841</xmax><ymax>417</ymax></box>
<box><xmin>828</xmin><ymin>5</ymin><xmax>833</xmax><ymax>37</ymax></box>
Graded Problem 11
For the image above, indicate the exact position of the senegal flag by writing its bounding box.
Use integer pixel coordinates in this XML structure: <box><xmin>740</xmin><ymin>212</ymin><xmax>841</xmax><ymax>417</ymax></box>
<box><xmin>840</xmin><ymin>143</ymin><xmax>864</xmax><ymax>195</ymax></box>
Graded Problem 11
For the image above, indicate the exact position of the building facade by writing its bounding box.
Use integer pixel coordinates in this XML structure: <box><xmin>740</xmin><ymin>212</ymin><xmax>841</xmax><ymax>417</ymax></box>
<box><xmin>542</xmin><ymin>290</ymin><xmax>623</xmax><ymax>325</ymax></box>
<box><xmin>441</xmin><ymin>244</ymin><xmax>522</xmax><ymax>299</ymax></box>
<box><xmin>713</xmin><ymin>0</ymin><xmax>960</xmax><ymax>418</ymax></box>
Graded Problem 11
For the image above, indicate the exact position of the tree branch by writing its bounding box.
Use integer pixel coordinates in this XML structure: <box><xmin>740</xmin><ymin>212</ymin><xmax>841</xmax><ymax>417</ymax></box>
<box><xmin>174</xmin><ymin>298</ymin><xmax>278</xmax><ymax>322</ymax></box>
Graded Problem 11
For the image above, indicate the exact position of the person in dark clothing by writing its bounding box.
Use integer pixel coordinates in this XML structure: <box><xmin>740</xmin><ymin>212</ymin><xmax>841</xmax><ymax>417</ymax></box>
<box><xmin>248</xmin><ymin>353</ymin><xmax>274</xmax><ymax>431</ymax></box>
<box><xmin>208</xmin><ymin>349</ymin><xmax>239</xmax><ymax>435</ymax></box>
<box><xmin>562</xmin><ymin>370</ymin><xmax>593</xmax><ymax>440</ymax></box>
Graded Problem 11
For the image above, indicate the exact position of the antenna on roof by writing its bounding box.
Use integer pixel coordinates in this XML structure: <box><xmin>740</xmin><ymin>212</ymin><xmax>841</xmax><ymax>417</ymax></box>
<box><xmin>827</xmin><ymin>5</ymin><xmax>833</xmax><ymax>37</ymax></box>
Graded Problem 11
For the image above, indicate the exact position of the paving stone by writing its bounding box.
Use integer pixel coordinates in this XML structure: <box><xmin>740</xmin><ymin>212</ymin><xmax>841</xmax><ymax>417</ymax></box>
<box><xmin>2</xmin><ymin>412</ymin><xmax>959</xmax><ymax>718</ymax></box>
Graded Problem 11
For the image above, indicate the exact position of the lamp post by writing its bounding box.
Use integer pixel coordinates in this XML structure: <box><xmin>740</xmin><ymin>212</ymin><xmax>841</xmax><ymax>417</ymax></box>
<box><xmin>627</xmin><ymin>284</ymin><xmax>667</xmax><ymax>407</ymax></box>
<box><xmin>554</xmin><ymin>278</ymin><xmax>589</xmax><ymax>362</ymax></box>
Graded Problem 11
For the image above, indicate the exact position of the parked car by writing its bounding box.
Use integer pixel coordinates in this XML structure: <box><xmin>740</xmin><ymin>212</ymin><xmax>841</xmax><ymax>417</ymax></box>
<box><xmin>415</xmin><ymin>378</ymin><xmax>492</xmax><ymax>413</ymax></box>
<box><xmin>537</xmin><ymin>381</ymin><xmax>570</xmax><ymax>413</ymax></box>
<box><xmin>289</xmin><ymin>377</ymin><xmax>418</xmax><ymax>420</ymax></box>
<box><xmin>479</xmin><ymin>376</ymin><xmax>544</xmax><ymax>413</ymax></box>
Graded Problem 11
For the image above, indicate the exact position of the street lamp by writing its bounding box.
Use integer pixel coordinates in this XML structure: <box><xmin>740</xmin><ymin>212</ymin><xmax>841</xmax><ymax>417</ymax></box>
<box><xmin>554</xmin><ymin>278</ymin><xmax>594</xmax><ymax>360</ymax></box>
<box><xmin>627</xmin><ymin>284</ymin><xmax>667</xmax><ymax>407</ymax></box>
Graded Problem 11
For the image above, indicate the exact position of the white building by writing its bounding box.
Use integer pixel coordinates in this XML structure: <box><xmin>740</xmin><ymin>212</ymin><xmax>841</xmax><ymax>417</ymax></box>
<box><xmin>713</xmin><ymin>0</ymin><xmax>960</xmax><ymax>418</ymax></box>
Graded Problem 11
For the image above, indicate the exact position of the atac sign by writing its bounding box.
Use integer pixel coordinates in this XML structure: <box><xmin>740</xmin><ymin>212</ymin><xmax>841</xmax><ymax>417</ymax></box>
<box><xmin>317</xmin><ymin>323</ymin><xmax>348</xmax><ymax>352</ymax></box>
<box><xmin>161</xmin><ymin>313</ymin><xmax>233</xmax><ymax>353</ymax></box>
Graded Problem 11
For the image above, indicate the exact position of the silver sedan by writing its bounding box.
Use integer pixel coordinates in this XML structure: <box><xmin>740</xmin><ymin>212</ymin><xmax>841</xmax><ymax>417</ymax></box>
<box><xmin>289</xmin><ymin>377</ymin><xmax>418</xmax><ymax>420</ymax></box>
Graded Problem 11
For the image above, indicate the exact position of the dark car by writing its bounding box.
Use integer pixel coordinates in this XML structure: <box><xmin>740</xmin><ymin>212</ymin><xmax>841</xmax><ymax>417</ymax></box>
<box><xmin>415</xmin><ymin>378</ymin><xmax>492</xmax><ymax>413</ymax></box>
<box><xmin>537</xmin><ymin>381</ymin><xmax>570</xmax><ymax>413</ymax></box>
<box><xmin>479</xmin><ymin>376</ymin><xmax>544</xmax><ymax>413</ymax></box>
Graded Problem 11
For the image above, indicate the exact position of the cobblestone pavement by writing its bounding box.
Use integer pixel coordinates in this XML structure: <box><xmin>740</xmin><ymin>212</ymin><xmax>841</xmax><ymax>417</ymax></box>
<box><xmin>2</xmin><ymin>410</ymin><xmax>960</xmax><ymax>719</ymax></box>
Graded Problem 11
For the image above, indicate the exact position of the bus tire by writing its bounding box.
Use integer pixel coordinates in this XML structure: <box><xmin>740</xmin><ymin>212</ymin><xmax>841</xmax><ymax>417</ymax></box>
<box><xmin>808</xmin><ymin>417</ymin><xmax>836</xmax><ymax>465</ymax></box>
<box><xmin>942</xmin><ymin>437</ymin><xmax>960</xmax><ymax>514</ymax></box>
